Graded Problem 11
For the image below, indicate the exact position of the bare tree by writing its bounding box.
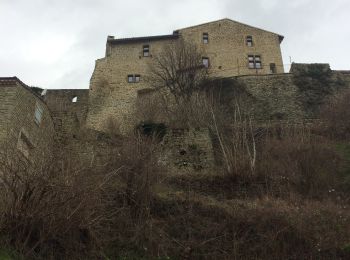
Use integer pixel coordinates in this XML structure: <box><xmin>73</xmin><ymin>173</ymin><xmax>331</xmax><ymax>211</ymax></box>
<box><xmin>149</xmin><ymin>39</ymin><xmax>209</xmax><ymax>103</ymax></box>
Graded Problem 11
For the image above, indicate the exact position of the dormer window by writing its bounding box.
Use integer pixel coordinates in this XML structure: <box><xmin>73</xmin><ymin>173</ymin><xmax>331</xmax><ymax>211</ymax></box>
<box><xmin>203</xmin><ymin>33</ymin><xmax>209</xmax><ymax>44</ymax></box>
<box><xmin>246</xmin><ymin>36</ymin><xmax>253</xmax><ymax>47</ymax></box>
<box><xmin>143</xmin><ymin>45</ymin><xmax>150</xmax><ymax>57</ymax></box>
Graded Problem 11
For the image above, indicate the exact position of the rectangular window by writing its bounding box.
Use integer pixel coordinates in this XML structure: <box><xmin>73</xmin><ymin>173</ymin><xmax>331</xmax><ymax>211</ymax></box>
<box><xmin>128</xmin><ymin>75</ymin><xmax>134</xmax><ymax>83</ymax></box>
<box><xmin>203</xmin><ymin>33</ymin><xmax>209</xmax><ymax>44</ymax></box>
<box><xmin>202</xmin><ymin>57</ymin><xmax>209</xmax><ymax>68</ymax></box>
<box><xmin>127</xmin><ymin>74</ymin><xmax>141</xmax><ymax>83</ymax></box>
<box><xmin>248</xmin><ymin>55</ymin><xmax>262</xmax><ymax>69</ymax></box>
<box><xmin>255</xmin><ymin>55</ymin><xmax>261</xmax><ymax>69</ymax></box>
<box><xmin>34</xmin><ymin>102</ymin><xmax>43</xmax><ymax>125</ymax></box>
<box><xmin>270</xmin><ymin>63</ymin><xmax>276</xmax><ymax>73</ymax></box>
<box><xmin>143</xmin><ymin>45</ymin><xmax>149</xmax><ymax>57</ymax></box>
<box><xmin>248</xmin><ymin>55</ymin><xmax>255</xmax><ymax>68</ymax></box>
<box><xmin>246</xmin><ymin>36</ymin><xmax>253</xmax><ymax>47</ymax></box>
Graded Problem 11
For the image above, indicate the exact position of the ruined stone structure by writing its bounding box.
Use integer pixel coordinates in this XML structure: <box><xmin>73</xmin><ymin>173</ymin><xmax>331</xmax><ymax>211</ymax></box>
<box><xmin>86</xmin><ymin>18</ymin><xmax>285</xmax><ymax>133</ymax></box>
<box><xmin>0</xmin><ymin>77</ymin><xmax>55</xmax><ymax>166</ymax></box>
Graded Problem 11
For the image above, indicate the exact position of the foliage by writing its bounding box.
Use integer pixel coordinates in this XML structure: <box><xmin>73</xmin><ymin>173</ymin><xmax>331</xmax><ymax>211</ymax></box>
<box><xmin>149</xmin><ymin>39</ymin><xmax>208</xmax><ymax>102</ymax></box>
<box><xmin>292</xmin><ymin>64</ymin><xmax>345</xmax><ymax>117</ymax></box>
<box><xmin>136</xmin><ymin>121</ymin><xmax>167</xmax><ymax>140</ymax></box>
<box><xmin>320</xmin><ymin>88</ymin><xmax>350</xmax><ymax>139</ymax></box>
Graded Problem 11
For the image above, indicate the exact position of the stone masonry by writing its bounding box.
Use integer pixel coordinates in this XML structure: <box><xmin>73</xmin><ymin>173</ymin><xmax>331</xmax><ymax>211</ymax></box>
<box><xmin>86</xmin><ymin>18</ymin><xmax>285</xmax><ymax>133</ymax></box>
<box><xmin>2</xmin><ymin>19</ymin><xmax>350</xmax><ymax>172</ymax></box>
<box><xmin>0</xmin><ymin>77</ymin><xmax>56</xmax><ymax>166</ymax></box>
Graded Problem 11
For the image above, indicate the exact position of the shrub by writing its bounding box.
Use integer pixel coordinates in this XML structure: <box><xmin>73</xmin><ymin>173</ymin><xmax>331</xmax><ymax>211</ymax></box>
<box><xmin>257</xmin><ymin>123</ymin><xmax>343</xmax><ymax>197</ymax></box>
<box><xmin>321</xmin><ymin>88</ymin><xmax>350</xmax><ymax>140</ymax></box>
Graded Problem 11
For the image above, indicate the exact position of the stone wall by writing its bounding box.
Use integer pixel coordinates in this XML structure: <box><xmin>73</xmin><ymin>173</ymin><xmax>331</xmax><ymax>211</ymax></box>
<box><xmin>161</xmin><ymin>128</ymin><xmax>215</xmax><ymax>171</ymax></box>
<box><xmin>233</xmin><ymin>68</ymin><xmax>350</xmax><ymax>120</ymax></box>
<box><xmin>236</xmin><ymin>73</ymin><xmax>304</xmax><ymax>120</ymax></box>
<box><xmin>334</xmin><ymin>71</ymin><xmax>350</xmax><ymax>88</ymax></box>
<box><xmin>44</xmin><ymin>89</ymin><xmax>89</xmax><ymax>144</ymax></box>
<box><xmin>178</xmin><ymin>18</ymin><xmax>284</xmax><ymax>76</ymax></box>
<box><xmin>42</xmin><ymin>89</ymin><xmax>120</xmax><ymax>171</ymax></box>
<box><xmin>86</xmin><ymin>38</ymin><xmax>176</xmax><ymax>134</ymax></box>
<box><xmin>0</xmin><ymin>83</ymin><xmax>17</xmax><ymax>141</ymax></box>
<box><xmin>86</xmin><ymin>18</ymin><xmax>284</xmax><ymax>133</ymax></box>
<box><xmin>0</xmin><ymin>78</ymin><xmax>56</xmax><ymax>167</ymax></box>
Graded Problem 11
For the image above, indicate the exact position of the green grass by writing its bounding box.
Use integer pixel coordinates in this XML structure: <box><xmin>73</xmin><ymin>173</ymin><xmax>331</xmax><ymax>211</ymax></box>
<box><xmin>0</xmin><ymin>249</ymin><xmax>13</xmax><ymax>260</ymax></box>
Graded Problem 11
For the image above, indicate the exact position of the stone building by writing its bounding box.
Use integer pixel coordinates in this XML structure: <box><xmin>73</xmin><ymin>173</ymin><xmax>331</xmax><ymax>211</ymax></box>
<box><xmin>2</xmin><ymin>19</ymin><xmax>349</xmax><ymax>172</ymax></box>
<box><xmin>86</xmin><ymin>18</ymin><xmax>285</xmax><ymax>133</ymax></box>
<box><xmin>0</xmin><ymin>77</ymin><xmax>56</xmax><ymax>166</ymax></box>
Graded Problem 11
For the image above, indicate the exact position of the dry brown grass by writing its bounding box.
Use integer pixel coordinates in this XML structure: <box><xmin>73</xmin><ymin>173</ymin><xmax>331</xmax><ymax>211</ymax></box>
<box><xmin>2</xmin><ymin>86</ymin><xmax>350</xmax><ymax>259</ymax></box>
<box><xmin>0</xmin><ymin>133</ymin><xmax>163</xmax><ymax>259</ymax></box>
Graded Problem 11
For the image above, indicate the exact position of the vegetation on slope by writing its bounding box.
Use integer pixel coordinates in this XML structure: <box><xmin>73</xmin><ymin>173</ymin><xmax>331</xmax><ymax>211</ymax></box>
<box><xmin>1</xmin><ymin>44</ymin><xmax>350</xmax><ymax>259</ymax></box>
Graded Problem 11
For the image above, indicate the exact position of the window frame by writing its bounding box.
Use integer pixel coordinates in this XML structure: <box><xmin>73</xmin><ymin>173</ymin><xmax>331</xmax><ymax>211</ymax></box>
<box><xmin>128</xmin><ymin>75</ymin><xmax>134</xmax><ymax>83</ymax></box>
<box><xmin>246</xmin><ymin>36</ymin><xmax>253</xmax><ymax>47</ymax></box>
<box><xmin>248</xmin><ymin>55</ymin><xmax>262</xmax><ymax>69</ymax></box>
<box><xmin>202</xmin><ymin>57</ymin><xmax>209</xmax><ymax>68</ymax></box>
<box><xmin>34</xmin><ymin>102</ymin><xmax>43</xmax><ymax>126</ymax></box>
<box><xmin>127</xmin><ymin>74</ymin><xmax>141</xmax><ymax>83</ymax></box>
<box><xmin>202</xmin><ymin>33</ymin><xmax>209</xmax><ymax>44</ymax></box>
<box><xmin>270</xmin><ymin>63</ymin><xmax>276</xmax><ymax>74</ymax></box>
<box><xmin>255</xmin><ymin>55</ymin><xmax>262</xmax><ymax>69</ymax></box>
<box><xmin>143</xmin><ymin>45</ymin><xmax>150</xmax><ymax>57</ymax></box>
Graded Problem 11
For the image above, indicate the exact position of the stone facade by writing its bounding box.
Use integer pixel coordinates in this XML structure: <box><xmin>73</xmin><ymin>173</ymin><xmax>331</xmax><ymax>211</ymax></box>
<box><xmin>2</xmin><ymin>19</ymin><xmax>350</xmax><ymax>173</ymax></box>
<box><xmin>44</xmin><ymin>89</ymin><xmax>89</xmax><ymax>144</ymax></box>
<box><xmin>236</xmin><ymin>73</ymin><xmax>304</xmax><ymax>120</ymax></box>
<box><xmin>177</xmin><ymin>19</ymin><xmax>284</xmax><ymax>76</ymax></box>
<box><xmin>86</xmin><ymin>18</ymin><xmax>284</xmax><ymax>133</ymax></box>
<box><xmin>161</xmin><ymin>128</ymin><xmax>215</xmax><ymax>171</ymax></box>
<box><xmin>0</xmin><ymin>77</ymin><xmax>56</xmax><ymax>166</ymax></box>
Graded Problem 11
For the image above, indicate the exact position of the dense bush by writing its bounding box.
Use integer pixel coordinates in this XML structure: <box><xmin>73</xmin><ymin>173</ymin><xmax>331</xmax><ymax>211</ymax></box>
<box><xmin>0</xmin><ymin>134</ymin><xmax>162</xmax><ymax>259</ymax></box>
<box><xmin>321</xmin><ymin>88</ymin><xmax>350</xmax><ymax>139</ymax></box>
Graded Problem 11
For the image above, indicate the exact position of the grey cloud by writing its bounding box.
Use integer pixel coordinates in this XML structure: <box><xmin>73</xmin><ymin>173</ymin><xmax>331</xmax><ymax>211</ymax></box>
<box><xmin>0</xmin><ymin>0</ymin><xmax>349</xmax><ymax>89</ymax></box>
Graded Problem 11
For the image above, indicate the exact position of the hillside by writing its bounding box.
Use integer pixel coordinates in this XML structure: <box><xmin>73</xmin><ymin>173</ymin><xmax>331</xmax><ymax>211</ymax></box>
<box><xmin>1</xmin><ymin>65</ymin><xmax>350</xmax><ymax>259</ymax></box>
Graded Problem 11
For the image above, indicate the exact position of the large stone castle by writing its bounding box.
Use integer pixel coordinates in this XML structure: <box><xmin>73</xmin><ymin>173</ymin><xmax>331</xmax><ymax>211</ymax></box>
<box><xmin>87</xmin><ymin>18</ymin><xmax>284</xmax><ymax>133</ymax></box>
<box><xmin>1</xmin><ymin>18</ymin><xmax>349</xmax><ymax>169</ymax></box>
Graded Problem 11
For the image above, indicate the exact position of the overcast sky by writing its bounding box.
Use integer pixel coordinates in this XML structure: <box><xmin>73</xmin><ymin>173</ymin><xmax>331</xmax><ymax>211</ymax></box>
<box><xmin>1</xmin><ymin>0</ymin><xmax>349</xmax><ymax>89</ymax></box>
